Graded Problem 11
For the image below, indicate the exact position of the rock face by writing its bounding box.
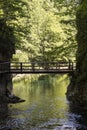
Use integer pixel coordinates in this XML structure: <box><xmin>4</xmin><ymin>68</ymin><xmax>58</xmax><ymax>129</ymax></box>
<box><xmin>0</xmin><ymin>52</ymin><xmax>13</xmax><ymax>97</ymax></box>
<box><xmin>0</xmin><ymin>19</ymin><xmax>15</xmax><ymax>99</ymax></box>
<box><xmin>66</xmin><ymin>1</ymin><xmax>87</xmax><ymax>107</ymax></box>
<box><xmin>67</xmin><ymin>80</ymin><xmax>87</xmax><ymax>107</ymax></box>
<box><xmin>0</xmin><ymin>61</ymin><xmax>25</xmax><ymax>103</ymax></box>
<box><xmin>0</xmin><ymin>68</ymin><xmax>13</xmax><ymax>97</ymax></box>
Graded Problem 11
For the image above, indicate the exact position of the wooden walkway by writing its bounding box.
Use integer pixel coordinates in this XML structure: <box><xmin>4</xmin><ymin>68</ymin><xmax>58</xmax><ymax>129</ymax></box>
<box><xmin>0</xmin><ymin>61</ymin><xmax>76</xmax><ymax>74</ymax></box>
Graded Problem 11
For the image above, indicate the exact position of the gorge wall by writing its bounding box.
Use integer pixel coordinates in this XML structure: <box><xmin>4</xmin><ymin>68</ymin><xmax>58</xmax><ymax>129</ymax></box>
<box><xmin>0</xmin><ymin>19</ymin><xmax>15</xmax><ymax>98</ymax></box>
<box><xmin>67</xmin><ymin>1</ymin><xmax>87</xmax><ymax>106</ymax></box>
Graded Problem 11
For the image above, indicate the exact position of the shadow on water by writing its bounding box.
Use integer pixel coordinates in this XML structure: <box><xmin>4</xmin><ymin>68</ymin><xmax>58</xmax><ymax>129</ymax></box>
<box><xmin>0</xmin><ymin>104</ymin><xmax>8</xmax><ymax>118</ymax></box>
<box><xmin>68</xmin><ymin>104</ymin><xmax>87</xmax><ymax>130</ymax></box>
<box><xmin>0</xmin><ymin>103</ymin><xmax>11</xmax><ymax>130</ymax></box>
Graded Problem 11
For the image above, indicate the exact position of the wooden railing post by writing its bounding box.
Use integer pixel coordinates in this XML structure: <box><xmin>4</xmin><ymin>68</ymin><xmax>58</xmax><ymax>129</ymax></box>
<box><xmin>56</xmin><ymin>62</ymin><xmax>58</xmax><ymax>69</ymax></box>
<box><xmin>8</xmin><ymin>62</ymin><xmax>11</xmax><ymax>73</ymax></box>
<box><xmin>20</xmin><ymin>62</ymin><xmax>22</xmax><ymax>73</ymax></box>
<box><xmin>59</xmin><ymin>62</ymin><xmax>60</xmax><ymax>70</ymax></box>
<box><xmin>32</xmin><ymin>62</ymin><xmax>35</xmax><ymax>72</ymax></box>
<box><xmin>72</xmin><ymin>62</ymin><xmax>73</xmax><ymax>70</ymax></box>
<box><xmin>69</xmin><ymin>60</ymin><xmax>71</xmax><ymax>70</ymax></box>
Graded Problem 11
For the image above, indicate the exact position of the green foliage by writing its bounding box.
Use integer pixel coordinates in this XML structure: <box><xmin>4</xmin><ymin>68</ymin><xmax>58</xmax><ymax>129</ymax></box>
<box><xmin>15</xmin><ymin>0</ymin><xmax>77</xmax><ymax>63</ymax></box>
<box><xmin>0</xmin><ymin>0</ymin><xmax>28</xmax><ymax>59</ymax></box>
<box><xmin>0</xmin><ymin>19</ymin><xmax>15</xmax><ymax>58</ymax></box>
<box><xmin>0</xmin><ymin>0</ymin><xmax>77</xmax><ymax>62</ymax></box>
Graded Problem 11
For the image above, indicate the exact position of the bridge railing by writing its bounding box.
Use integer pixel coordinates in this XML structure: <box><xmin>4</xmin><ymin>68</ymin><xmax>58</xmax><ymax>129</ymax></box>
<box><xmin>0</xmin><ymin>61</ymin><xmax>76</xmax><ymax>73</ymax></box>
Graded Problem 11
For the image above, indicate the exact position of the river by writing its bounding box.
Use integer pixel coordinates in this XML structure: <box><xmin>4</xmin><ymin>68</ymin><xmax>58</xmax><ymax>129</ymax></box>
<box><xmin>0</xmin><ymin>74</ymin><xmax>87</xmax><ymax>130</ymax></box>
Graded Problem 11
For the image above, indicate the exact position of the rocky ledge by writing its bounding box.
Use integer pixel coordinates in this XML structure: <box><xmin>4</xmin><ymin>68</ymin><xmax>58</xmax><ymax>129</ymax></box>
<box><xmin>0</xmin><ymin>94</ymin><xmax>25</xmax><ymax>104</ymax></box>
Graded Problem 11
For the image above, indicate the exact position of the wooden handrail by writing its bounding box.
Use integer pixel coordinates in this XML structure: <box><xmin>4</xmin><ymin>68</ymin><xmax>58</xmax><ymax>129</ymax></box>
<box><xmin>0</xmin><ymin>61</ymin><xmax>76</xmax><ymax>74</ymax></box>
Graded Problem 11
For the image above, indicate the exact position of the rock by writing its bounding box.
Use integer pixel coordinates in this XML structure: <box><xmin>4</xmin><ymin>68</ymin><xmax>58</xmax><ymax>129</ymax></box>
<box><xmin>8</xmin><ymin>95</ymin><xmax>25</xmax><ymax>103</ymax></box>
<box><xmin>61</xmin><ymin>125</ymin><xmax>76</xmax><ymax>130</ymax></box>
<box><xmin>0</xmin><ymin>126</ymin><xmax>12</xmax><ymax>130</ymax></box>
<box><xmin>0</xmin><ymin>94</ymin><xmax>25</xmax><ymax>104</ymax></box>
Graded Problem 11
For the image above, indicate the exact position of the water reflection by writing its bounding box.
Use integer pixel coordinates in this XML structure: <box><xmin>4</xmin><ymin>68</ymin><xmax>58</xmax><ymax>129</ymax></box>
<box><xmin>0</xmin><ymin>74</ymin><xmax>87</xmax><ymax>129</ymax></box>
<box><xmin>12</xmin><ymin>74</ymin><xmax>69</xmax><ymax>129</ymax></box>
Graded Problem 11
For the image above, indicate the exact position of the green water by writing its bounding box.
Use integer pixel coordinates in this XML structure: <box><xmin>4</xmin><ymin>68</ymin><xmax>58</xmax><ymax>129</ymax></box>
<box><xmin>12</xmin><ymin>75</ymin><xmax>69</xmax><ymax>129</ymax></box>
<box><xmin>0</xmin><ymin>74</ymin><xmax>87</xmax><ymax>130</ymax></box>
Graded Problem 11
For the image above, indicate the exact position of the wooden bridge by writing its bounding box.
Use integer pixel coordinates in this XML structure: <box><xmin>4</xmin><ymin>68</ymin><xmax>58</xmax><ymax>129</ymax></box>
<box><xmin>0</xmin><ymin>61</ymin><xmax>76</xmax><ymax>74</ymax></box>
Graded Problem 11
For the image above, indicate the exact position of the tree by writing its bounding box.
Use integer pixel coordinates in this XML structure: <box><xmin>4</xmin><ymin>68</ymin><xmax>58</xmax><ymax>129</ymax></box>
<box><xmin>18</xmin><ymin>0</ymin><xmax>64</xmax><ymax>62</ymax></box>
<box><xmin>53</xmin><ymin>0</ymin><xmax>78</xmax><ymax>60</ymax></box>
<box><xmin>0</xmin><ymin>0</ymin><xmax>27</xmax><ymax>60</ymax></box>
<box><xmin>16</xmin><ymin>0</ymin><xmax>77</xmax><ymax>64</ymax></box>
